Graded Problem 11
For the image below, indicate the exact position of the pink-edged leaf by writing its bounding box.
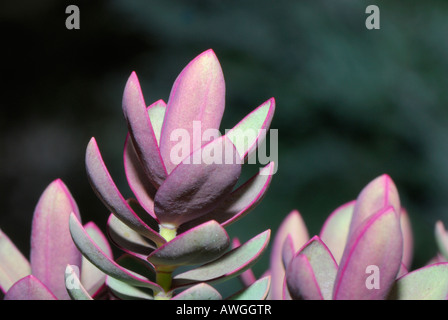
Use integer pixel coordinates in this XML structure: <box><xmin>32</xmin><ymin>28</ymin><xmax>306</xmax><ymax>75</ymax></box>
<box><xmin>4</xmin><ymin>275</ymin><xmax>57</xmax><ymax>300</ymax></box>
<box><xmin>228</xmin><ymin>275</ymin><xmax>271</xmax><ymax>300</ymax></box>
<box><xmin>319</xmin><ymin>201</ymin><xmax>355</xmax><ymax>264</ymax></box>
<box><xmin>397</xmin><ymin>263</ymin><xmax>408</xmax><ymax>278</ymax></box>
<box><xmin>86</xmin><ymin>138</ymin><xmax>165</xmax><ymax>246</ymax></box>
<box><xmin>122</xmin><ymin>72</ymin><xmax>167</xmax><ymax>187</ymax></box>
<box><xmin>226</xmin><ymin>98</ymin><xmax>276</xmax><ymax>161</ymax></box>
<box><xmin>173</xmin><ymin>230</ymin><xmax>270</xmax><ymax>289</ymax></box>
<box><xmin>349</xmin><ymin>174</ymin><xmax>400</xmax><ymax>238</ymax></box>
<box><xmin>400</xmin><ymin>208</ymin><xmax>413</xmax><ymax>268</ymax></box>
<box><xmin>106</xmin><ymin>276</ymin><xmax>154</xmax><ymax>300</ymax></box>
<box><xmin>333</xmin><ymin>207</ymin><xmax>403</xmax><ymax>300</ymax></box>
<box><xmin>282</xmin><ymin>276</ymin><xmax>292</xmax><ymax>300</ymax></box>
<box><xmin>159</xmin><ymin>49</ymin><xmax>226</xmax><ymax>173</ymax></box>
<box><xmin>286</xmin><ymin>236</ymin><xmax>338</xmax><ymax>300</ymax></box>
<box><xmin>154</xmin><ymin>135</ymin><xmax>241</xmax><ymax>228</ymax></box>
<box><xmin>65</xmin><ymin>265</ymin><xmax>93</xmax><ymax>300</ymax></box>
<box><xmin>388</xmin><ymin>263</ymin><xmax>448</xmax><ymax>300</ymax></box>
<box><xmin>69</xmin><ymin>213</ymin><xmax>162</xmax><ymax>292</ymax></box>
<box><xmin>179</xmin><ymin>161</ymin><xmax>275</xmax><ymax>232</ymax></box>
<box><xmin>148</xmin><ymin>220</ymin><xmax>230</xmax><ymax>269</ymax></box>
<box><xmin>232</xmin><ymin>238</ymin><xmax>256</xmax><ymax>287</ymax></box>
<box><xmin>269</xmin><ymin>210</ymin><xmax>309</xmax><ymax>300</ymax></box>
<box><xmin>123</xmin><ymin>135</ymin><xmax>157</xmax><ymax>220</ymax></box>
<box><xmin>435</xmin><ymin>221</ymin><xmax>448</xmax><ymax>261</ymax></box>
<box><xmin>281</xmin><ymin>235</ymin><xmax>295</xmax><ymax>269</ymax></box>
<box><xmin>107</xmin><ymin>214</ymin><xmax>155</xmax><ymax>259</ymax></box>
<box><xmin>30</xmin><ymin>179</ymin><xmax>82</xmax><ymax>300</ymax></box>
<box><xmin>81</xmin><ymin>222</ymin><xmax>112</xmax><ymax>297</ymax></box>
<box><xmin>172</xmin><ymin>283</ymin><xmax>222</xmax><ymax>300</ymax></box>
<box><xmin>0</xmin><ymin>228</ymin><xmax>31</xmax><ymax>293</ymax></box>
<box><xmin>146</xmin><ymin>100</ymin><xmax>166</xmax><ymax>145</ymax></box>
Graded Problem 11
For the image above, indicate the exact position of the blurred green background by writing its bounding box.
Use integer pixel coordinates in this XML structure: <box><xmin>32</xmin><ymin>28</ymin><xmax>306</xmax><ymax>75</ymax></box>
<box><xmin>1</xmin><ymin>0</ymin><xmax>448</xmax><ymax>296</ymax></box>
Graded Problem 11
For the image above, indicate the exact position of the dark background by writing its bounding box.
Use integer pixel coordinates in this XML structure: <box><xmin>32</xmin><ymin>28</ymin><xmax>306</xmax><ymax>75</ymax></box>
<box><xmin>1</xmin><ymin>0</ymin><xmax>448</xmax><ymax>296</ymax></box>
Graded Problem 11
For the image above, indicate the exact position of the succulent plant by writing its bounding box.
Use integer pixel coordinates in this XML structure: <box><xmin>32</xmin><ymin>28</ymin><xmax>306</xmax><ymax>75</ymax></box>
<box><xmin>69</xmin><ymin>49</ymin><xmax>276</xmax><ymax>300</ymax></box>
<box><xmin>0</xmin><ymin>179</ymin><xmax>111</xmax><ymax>300</ymax></box>
<box><xmin>271</xmin><ymin>174</ymin><xmax>448</xmax><ymax>300</ymax></box>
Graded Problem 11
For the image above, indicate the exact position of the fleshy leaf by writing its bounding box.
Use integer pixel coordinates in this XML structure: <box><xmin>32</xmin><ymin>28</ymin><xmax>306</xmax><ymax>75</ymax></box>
<box><xmin>172</xmin><ymin>283</ymin><xmax>222</xmax><ymax>300</ymax></box>
<box><xmin>435</xmin><ymin>221</ymin><xmax>448</xmax><ymax>261</ymax></box>
<box><xmin>154</xmin><ymin>136</ymin><xmax>241</xmax><ymax>228</ymax></box>
<box><xmin>106</xmin><ymin>276</ymin><xmax>153</xmax><ymax>300</ymax></box>
<box><xmin>400</xmin><ymin>208</ymin><xmax>413</xmax><ymax>268</ymax></box>
<box><xmin>173</xmin><ymin>230</ymin><xmax>270</xmax><ymax>288</ymax></box>
<box><xmin>319</xmin><ymin>201</ymin><xmax>355</xmax><ymax>264</ymax></box>
<box><xmin>147</xmin><ymin>220</ymin><xmax>229</xmax><ymax>269</ymax></box>
<box><xmin>69</xmin><ymin>213</ymin><xmax>162</xmax><ymax>292</ymax></box>
<box><xmin>81</xmin><ymin>222</ymin><xmax>112</xmax><ymax>296</ymax></box>
<box><xmin>388</xmin><ymin>263</ymin><xmax>448</xmax><ymax>300</ymax></box>
<box><xmin>4</xmin><ymin>275</ymin><xmax>57</xmax><ymax>300</ymax></box>
<box><xmin>286</xmin><ymin>236</ymin><xmax>338</xmax><ymax>300</ymax></box>
<box><xmin>232</xmin><ymin>238</ymin><xmax>256</xmax><ymax>287</ymax></box>
<box><xmin>349</xmin><ymin>174</ymin><xmax>400</xmax><ymax>238</ymax></box>
<box><xmin>0</xmin><ymin>228</ymin><xmax>31</xmax><ymax>293</ymax></box>
<box><xmin>269</xmin><ymin>210</ymin><xmax>309</xmax><ymax>300</ymax></box>
<box><xmin>226</xmin><ymin>98</ymin><xmax>275</xmax><ymax>160</ymax></box>
<box><xmin>86</xmin><ymin>137</ymin><xmax>165</xmax><ymax>246</ymax></box>
<box><xmin>281</xmin><ymin>235</ymin><xmax>295</xmax><ymax>269</ymax></box>
<box><xmin>333</xmin><ymin>207</ymin><xmax>403</xmax><ymax>300</ymax></box>
<box><xmin>180</xmin><ymin>162</ymin><xmax>275</xmax><ymax>232</ymax></box>
<box><xmin>65</xmin><ymin>265</ymin><xmax>93</xmax><ymax>300</ymax></box>
<box><xmin>147</xmin><ymin>100</ymin><xmax>166</xmax><ymax>145</ymax></box>
<box><xmin>159</xmin><ymin>49</ymin><xmax>226</xmax><ymax>173</ymax></box>
<box><xmin>228</xmin><ymin>276</ymin><xmax>271</xmax><ymax>300</ymax></box>
<box><xmin>123</xmin><ymin>135</ymin><xmax>158</xmax><ymax>220</ymax></box>
<box><xmin>30</xmin><ymin>179</ymin><xmax>82</xmax><ymax>300</ymax></box>
<box><xmin>107</xmin><ymin>214</ymin><xmax>155</xmax><ymax>258</ymax></box>
<box><xmin>122</xmin><ymin>72</ymin><xmax>167</xmax><ymax>187</ymax></box>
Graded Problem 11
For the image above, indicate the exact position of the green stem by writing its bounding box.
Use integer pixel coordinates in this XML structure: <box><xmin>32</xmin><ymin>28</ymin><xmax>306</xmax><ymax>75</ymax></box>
<box><xmin>159</xmin><ymin>224</ymin><xmax>177</xmax><ymax>242</ymax></box>
<box><xmin>154</xmin><ymin>270</ymin><xmax>173</xmax><ymax>300</ymax></box>
<box><xmin>153</xmin><ymin>224</ymin><xmax>177</xmax><ymax>300</ymax></box>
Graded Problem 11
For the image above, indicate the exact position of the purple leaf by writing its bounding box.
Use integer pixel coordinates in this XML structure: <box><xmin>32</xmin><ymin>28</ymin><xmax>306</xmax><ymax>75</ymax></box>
<box><xmin>349</xmin><ymin>174</ymin><xmax>400</xmax><ymax>238</ymax></box>
<box><xmin>173</xmin><ymin>230</ymin><xmax>270</xmax><ymax>289</ymax></box>
<box><xmin>86</xmin><ymin>137</ymin><xmax>165</xmax><ymax>246</ymax></box>
<box><xmin>159</xmin><ymin>49</ymin><xmax>226</xmax><ymax>173</ymax></box>
<box><xmin>0</xmin><ymin>228</ymin><xmax>31</xmax><ymax>293</ymax></box>
<box><xmin>179</xmin><ymin>162</ymin><xmax>275</xmax><ymax>231</ymax></box>
<box><xmin>81</xmin><ymin>222</ymin><xmax>113</xmax><ymax>297</ymax></box>
<box><xmin>269</xmin><ymin>210</ymin><xmax>309</xmax><ymax>300</ymax></box>
<box><xmin>107</xmin><ymin>214</ymin><xmax>155</xmax><ymax>259</ymax></box>
<box><xmin>319</xmin><ymin>201</ymin><xmax>355</xmax><ymax>264</ymax></box>
<box><xmin>147</xmin><ymin>220</ymin><xmax>229</xmax><ymax>269</ymax></box>
<box><xmin>154</xmin><ymin>135</ymin><xmax>241</xmax><ymax>228</ymax></box>
<box><xmin>435</xmin><ymin>221</ymin><xmax>448</xmax><ymax>261</ymax></box>
<box><xmin>333</xmin><ymin>206</ymin><xmax>403</xmax><ymax>300</ymax></box>
<box><xmin>122</xmin><ymin>72</ymin><xmax>167</xmax><ymax>187</ymax></box>
<box><xmin>400</xmin><ymin>208</ymin><xmax>413</xmax><ymax>268</ymax></box>
<box><xmin>123</xmin><ymin>134</ymin><xmax>157</xmax><ymax>220</ymax></box>
<box><xmin>4</xmin><ymin>275</ymin><xmax>57</xmax><ymax>300</ymax></box>
<box><xmin>69</xmin><ymin>213</ymin><xmax>162</xmax><ymax>292</ymax></box>
<box><xmin>281</xmin><ymin>235</ymin><xmax>296</xmax><ymax>269</ymax></box>
<box><xmin>226</xmin><ymin>98</ymin><xmax>276</xmax><ymax>161</ymax></box>
<box><xmin>286</xmin><ymin>236</ymin><xmax>338</xmax><ymax>300</ymax></box>
<box><xmin>30</xmin><ymin>179</ymin><xmax>82</xmax><ymax>300</ymax></box>
<box><xmin>65</xmin><ymin>265</ymin><xmax>93</xmax><ymax>300</ymax></box>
